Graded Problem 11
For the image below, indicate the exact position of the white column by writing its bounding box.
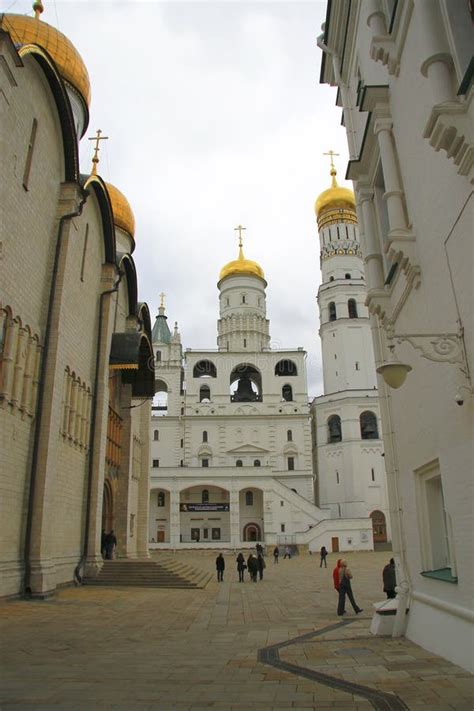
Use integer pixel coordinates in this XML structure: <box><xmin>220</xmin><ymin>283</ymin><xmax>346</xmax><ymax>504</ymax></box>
<box><xmin>169</xmin><ymin>489</ymin><xmax>180</xmax><ymax>548</ymax></box>
<box><xmin>358</xmin><ymin>188</ymin><xmax>385</xmax><ymax>289</ymax></box>
<box><xmin>229</xmin><ymin>489</ymin><xmax>240</xmax><ymax>548</ymax></box>
<box><xmin>366</xmin><ymin>0</ymin><xmax>387</xmax><ymax>35</ymax></box>
<box><xmin>373</xmin><ymin>119</ymin><xmax>409</xmax><ymax>237</ymax></box>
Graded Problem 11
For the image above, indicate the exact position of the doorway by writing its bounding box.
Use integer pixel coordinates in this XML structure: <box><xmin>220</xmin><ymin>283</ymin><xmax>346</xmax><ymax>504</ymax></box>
<box><xmin>243</xmin><ymin>523</ymin><xmax>261</xmax><ymax>542</ymax></box>
<box><xmin>371</xmin><ymin>510</ymin><xmax>387</xmax><ymax>543</ymax></box>
<box><xmin>102</xmin><ymin>480</ymin><xmax>114</xmax><ymax>533</ymax></box>
<box><xmin>331</xmin><ymin>536</ymin><xmax>339</xmax><ymax>553</ymax></box>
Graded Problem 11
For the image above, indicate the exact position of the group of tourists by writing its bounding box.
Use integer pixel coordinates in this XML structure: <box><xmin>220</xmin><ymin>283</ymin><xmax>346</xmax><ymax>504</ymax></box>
<box><xmin>216</xmin><ymin>544</ymin><xmax>269</xmax><ymax>583</ymax></box>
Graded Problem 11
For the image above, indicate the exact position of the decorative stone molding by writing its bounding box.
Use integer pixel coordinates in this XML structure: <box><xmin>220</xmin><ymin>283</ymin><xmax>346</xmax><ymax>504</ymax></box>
<box><xmin>423</xmin><ymin>89</ymin><xmax>473</xmax><ymax>180</ymax></box>
<box><xmin>370</xmin><ymin>0</ymin><xmax>414</xmax><ymax>77</ymax></box>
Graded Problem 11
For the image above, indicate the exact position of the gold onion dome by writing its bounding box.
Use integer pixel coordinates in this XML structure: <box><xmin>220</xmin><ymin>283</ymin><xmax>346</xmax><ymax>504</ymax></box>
<box><xmin>219</xmin><ymin>241</ymin><xmax>265</xmax><ymax>281</ymax></box>
<box><xmin>0</xmin><ymin>12</ymin><xmax>91</xmax><ymax>108</ymax></box>
<box><xmin>106</xmin><ymin>182</ymin><xmax>136</xmax><ymax>240</ymax></box>
<box><xmin>315</xmin><ymin>167</ymin><xmax>356</xmax><ymax>216</ymax></box>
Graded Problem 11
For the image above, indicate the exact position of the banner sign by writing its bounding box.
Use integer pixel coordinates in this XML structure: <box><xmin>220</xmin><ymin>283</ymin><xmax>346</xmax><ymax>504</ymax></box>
<box><xmin>180</xmin><ymin>503</ymin><xmax>230</xmax><ymax>512</ymax></box>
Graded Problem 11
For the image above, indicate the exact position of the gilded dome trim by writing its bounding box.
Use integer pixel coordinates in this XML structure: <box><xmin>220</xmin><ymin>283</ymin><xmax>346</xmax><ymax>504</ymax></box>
<box><xmin>1</xmin><ymin>14</ymin><xmax>91</xmax><ymax>110</ymax></box>
<box><xmin>219</xmin><ymin>244</ymin><xmax>265</xmax><ymax>282</ymax></box>
<box><xmin>315</xmin><ymin>168</ymin><xmax>356</xmax><ymax>217</ymax></box>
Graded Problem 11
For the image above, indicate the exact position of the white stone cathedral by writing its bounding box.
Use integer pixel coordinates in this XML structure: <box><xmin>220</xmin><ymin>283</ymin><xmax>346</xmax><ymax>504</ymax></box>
<box><xmin>148</xmin><ymin>234</ymin><xmax>375</xmax><ymax>551</ymax></box>
<box><xmin>310</xmin><ymin>164</ymin><xmax>390</xmax><ymax>543</ymax></box>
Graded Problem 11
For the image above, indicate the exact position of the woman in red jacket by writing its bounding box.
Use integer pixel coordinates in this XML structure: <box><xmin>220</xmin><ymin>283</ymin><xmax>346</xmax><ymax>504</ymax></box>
<box><xmin>333</xmin><ymin>559</ymin><xmax>342</xmax><ymax>591</ymax></box>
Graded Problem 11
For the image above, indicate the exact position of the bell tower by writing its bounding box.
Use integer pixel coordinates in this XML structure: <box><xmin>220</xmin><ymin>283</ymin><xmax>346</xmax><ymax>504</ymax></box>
<box><xmin>315</xmin><ymin>158</ymin><xmax>377</xmax><ymax>393</ymax></box>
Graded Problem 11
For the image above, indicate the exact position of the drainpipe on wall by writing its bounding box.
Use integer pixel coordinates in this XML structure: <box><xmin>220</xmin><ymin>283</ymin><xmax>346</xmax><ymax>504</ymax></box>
<box><xmin>74</xmin><ymin>269</ymin><xmax>123</xmax><ymax>584</ymax></box>
<box><xmin>24</xmin><ymin>188</ymin><xmax>87</xmax><ymax>597</ymax></box>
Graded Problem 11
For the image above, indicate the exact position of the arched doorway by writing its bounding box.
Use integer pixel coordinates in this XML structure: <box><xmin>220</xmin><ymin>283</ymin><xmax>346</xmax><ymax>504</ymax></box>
<box><xmin>102</xmin><ymin>480</ymin><xmax>114</xmax><ymax>534</ymax></box>
<box><xmin>243</xmin><ymin>523</ymin><xmax>261</xmax><ymax>542</ymax></box>
<box><xmin>371</xmin><ymin>510</ymin><xmax>387</xmax><ymax>543</ymax></box>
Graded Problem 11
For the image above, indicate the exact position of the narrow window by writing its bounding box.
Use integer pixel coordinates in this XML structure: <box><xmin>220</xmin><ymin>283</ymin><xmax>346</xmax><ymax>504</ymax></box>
<box><xmin>153</xmin><ymin>429</ymin><xmax>159</xmax><ymax>441</ymax></box>
<box><xmin>245</xmin><ymin>491</ymin><xmax>253</xmax><ymax>506</ymax></box>
<box><xmin>180</xmin><ymin>460</ymin><xmax>183</xmax><ymax>467</ymax></box>
<box><xmin>80</xmin><ymin>224</ymin><xmax>89</xmax><ymax>282</ymax></box>
<box><xmin>202</xmin><ymin>430</ymin><xmax>208</xmax><ymax>443</ymax></box>
<box><xmin>152</xmin><ymin>459</ymin><xmax>159</xmax><ymax>468</ymax></box>
<box><xmin>201</xmin><ymin>458</ymin><xmax>209</xmax><ymax>468</ymax></box>
<box><xmin>180</xmin><ymin>438</ymin><xmax>183</xmax><ymax>448</ymax></box>
<box><xmin>253</xmin><ymin>459</ymin><xmax>261</xmax><ymax>467</ymax></box>
<box><xmin>328</xmin><ymin>302</ymin><xmax>337</xmax><ymax>321</ymax></box>
<box><xmin>22</xmin><ymin>118</ymin><xmax>38</xmax><ymax>190</ymax></box>
<box><xmin>328</xmin><ymin>415</ymin><xmax>342</xmax><ymax>443</ymax></box>
<box><xmin>242</xmin><ymin>294</ymin><xmax>246</xmax><ymax>304</ymax></box>
<box><xmin>348</xmin><ymin>299</ymin><xmax>358</xmax><ymax>318</ymax></box>
<box><xmin>280</xmin><ymin>500</ymin><xmax>284</xmax><ymax>507</ymax></box>
<box><xmin>336</xmin><ymin>226</ymin><xmax>340</xmax><ymax>240</ymax></box>
<box><xmin>336</xmin><ymin>471</ymin><xmax>339</xmax><ymax>484</ymax></box>
<box><xmin>156</xmin><ymin>351</ymin><xmax>161</xmax><ymax>362</ymax></box>
<box><xmin>288</xmin><ymin>457</ymin><xmax>295</xmax><ymax>471</ymax></box>
<box><xmin>202</xmin><ymin>489</ymin><xmax>209</xmax><ymax>503</ymax></box>
<box><xmin>199</xmin><ymin>385</ymin><xmax>210</xmax><ymax>402</ymax></box>
<box><xmin>355</xmin><ymin>362</ymin><xmax>360</xmax><ymax>371</ymax></box>
<box><xmin>282</xmin><ymin>384</ymin><xmax>292</xmax><ymax>401</ymax></box>
<box><xmin>287</xmin><ymin>429</ymin><xmax>292</xmax><ymax>442</ymax></box>
<box><xmin>236</xmin><ymin>459</ymin><xmax>243</xmax><ymax>467</ymax></box>
<box><xmin>157</xmin><ymin>491</ymin><xmax>165</xmax><ymax>507</ymax></box>
<box><xmin>243</xmin><ymin>338</ymin><xmax>247</xmax><ymax>348</ymax></box>
<box><xmin>280</xmin><ymin>523</ymin><xmax>285</xmax><ymax>532</ymax></box>
<box><xmin>226</xmin><ymin>298</ymin><xmax>230</xmax><ymax>306</ymax></box>
<box><xmin>371</xmin><ymin>468</ymin><xmax>375</xmax><ymax>482</ymax></box>
<box><xmin>180</xmin><ymin>407</ymin><xmax>184</xmax><ymax>415</ymax></box>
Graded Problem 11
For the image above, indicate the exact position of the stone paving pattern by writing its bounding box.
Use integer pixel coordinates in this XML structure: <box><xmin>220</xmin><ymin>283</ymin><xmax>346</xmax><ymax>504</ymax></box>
<box><xmin>1</xmin><ymin>551</ymin><xmax>472</xmax><ymax>709</ymax></box>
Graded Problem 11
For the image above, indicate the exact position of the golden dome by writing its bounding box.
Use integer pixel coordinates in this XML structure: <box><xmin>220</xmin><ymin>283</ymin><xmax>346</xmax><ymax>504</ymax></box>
<box><xmin>1</xmin><ymin>14</ymin><xmax>91</xmax><ymax>108</ymax></box>
<box><xmin>106</xmin><ymin>182</ymin><xmax>135</xmax><ymax>240</ymax></box>
<box><xmin>315</xmin><ymin>168</ymin><xmax>356</xmax><ymax>216</ymax></box>
<box><xmin>219</xmin><ymin>242</ymin><xmax>265</xmax><ymax>282</ymax></box>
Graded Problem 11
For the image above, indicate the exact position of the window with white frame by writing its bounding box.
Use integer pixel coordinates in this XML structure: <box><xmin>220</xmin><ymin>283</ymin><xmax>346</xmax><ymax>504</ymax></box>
<box><xmin>415</xmin><ymin>460</ymin><xmax>456</xmax><ymax>577</ymax></box>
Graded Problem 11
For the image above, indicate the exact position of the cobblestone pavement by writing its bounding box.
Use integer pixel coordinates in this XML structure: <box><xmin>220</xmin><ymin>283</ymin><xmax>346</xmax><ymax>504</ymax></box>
<box><xmin>1</xmin><ymin>551</ymin><xmax>472</xmax><ymax>710</ymax></box>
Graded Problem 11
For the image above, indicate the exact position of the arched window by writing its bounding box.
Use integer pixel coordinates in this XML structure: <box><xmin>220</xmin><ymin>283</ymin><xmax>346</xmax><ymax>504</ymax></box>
<box><xmin>157</xmin><ymin>491</ymin><xmax>165</xmax><ymax>507</ymax></box>
<box><xmin>328</xmin><ymin>415</ymin><xmax>342</xmax><ymax>443</ymax></box>
<box><xmin>156</xmin><ymin>350</ymin><xmax>161</xmax><ymax>362</ymax></box>
<box><xmin>253</xmin><ymin>459</ymin><xmax>261</xmax><ymax>467</ymax></box>
<box><xmin>230</xmin><ymin>364</ymin><xmax>262</xmax><ymax>402</ymax></box>
<box><xmin>329</xmin><ymin>276</ymin><xmax>335</xmax><ymax>281</ymax></box>
<box><xmin>360</xmin><ymin>411</ymin><xmax>379</xmax><ymax>439</ymax></box>
<box><xmin>152</xmin><ymin>379</ymin><xmax>168</xmax><ymax>414</ymax></box>
<box><xmin>202</xmin><ymin>430</ymin><xmax>208</xmax><ymax>443</ymax></box>
<box><xmin>287</xmin><ymin>429</ymin><xmax>293</xmax><ymax>442</ymax></box>
<box><xmin>345</xmin><ymin>273</ymin><xmax>351</xmax><ymax>279</ymax></box>
<box><xmin>282</xmin><ymin>384</ymin><xmax>293</xmax><ymax>401</ymax></box>
<box><xmin>328</xmin><ymin>302</ymin><xmax>337</xmax><ymax>321</ymax></box>
<box><xmin>199</xmin><ymin>385</ymin><xmax>211</xmax><ymax>402</ymax></box>
<box><xmin>236</xmin><ymin>460</ymin><xmax>243</xmax><ymax>467</ymax></box>
<box><xmin>202</xmin><ymin>489</ymin><xmax>209</xmax><ymax>503</ymax></box>
<box><xmin>245</xmin><ymin>491</ymin><xmax>253</xmax><ymax>506</ymax></box>
<box><xmin>348</xmin><ymin>299</ymin><xmax>358</xmax><ymax>318</ymax></box>
<box><xmin>193</xmin><ymin>360</ymin><xmax>217</xmax><ymax>378</ymax></box>
<box><xmin>153</xmin><ymin>430</ymin><xmax>159</xmax><ymax>441</ymax></box>
<box><xmin>275</xmin><ymin>359</ymin><xmax>298</xmax><ymax>376</ymax></box>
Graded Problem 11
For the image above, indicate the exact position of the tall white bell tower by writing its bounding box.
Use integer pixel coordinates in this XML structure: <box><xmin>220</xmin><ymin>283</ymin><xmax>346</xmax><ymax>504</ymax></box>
<box><xmin>311</xmin><ymin>155</ymin><xmax>390</xmax><ymax>545</ymax></box>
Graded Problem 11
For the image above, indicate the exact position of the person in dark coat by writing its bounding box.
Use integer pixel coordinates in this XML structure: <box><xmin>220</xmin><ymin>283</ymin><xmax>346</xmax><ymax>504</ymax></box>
<box><xmin>236</xmin><ymin>552</ymin><xmax>246</xmax><ymax>582</ymax></box>
<box><xmin>101</xmin><ymin>530</ymin><xmax>107</xmax><ymax>559</ymax></box>
<box><xmin>273</xmin><ymin>546</ymin><xmax>279</xmax><ymax>564</ymax></box>
<box><xmin>104</xmin><ymin>530</ymin><xmax>117</xmax><ymax>560</ymax></box>
<box><xmin>216</xmin><ymin>553</ymin><xmax>225</xmax><ymax>582</ymax></box>
<box><xmin>320</xmin><ymin>545</ymin><xmax>328</xmax><ymax>568</ymax></box>
<box><xmin>383</xmin><ymin>558</ymin><xmax>397</xmax><ymax>598</ymax></box>
<box><xmin>256</xmin><ymin>542</ymin><xmax>263</xmax><ymax>556</ymax></box>
<box><xmin>247</xmin><ymin>553</ymin><xmax>258</xmax><ymax>582</ymax></box>
<box><xmin>337</xmin><ymin>559</ymin><xmax>363</xmax><ymax>616</ymax></box>
<box><xmin>257</xmin><ymin>553</ymin><xmax>266</xmax><ymax>580</ymax></box>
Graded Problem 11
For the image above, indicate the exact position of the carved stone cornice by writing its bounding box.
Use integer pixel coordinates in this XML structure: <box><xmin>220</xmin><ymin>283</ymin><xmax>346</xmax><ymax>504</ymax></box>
<box><xmin>369</xmin><ymin>0</ymin><xmax>414</xmax><ymax>77</ymax></box>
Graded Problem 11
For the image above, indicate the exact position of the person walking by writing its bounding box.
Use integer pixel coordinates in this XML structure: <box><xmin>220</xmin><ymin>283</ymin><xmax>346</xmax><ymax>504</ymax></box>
<box><xmin>236</xmin><ymin>552</ymin><xmax>246</xmax><ymax>583</ymax></box>
<box><xmin>104</xmin><ymin>530</ymin><xmax>117</xmax><ymax>560</ymax></box>
<box><xmin>257</xmin><ymin>553</ymin><xmax>266</xmax><ymax>580</ymax></box>
<box><xmin>256</xmin><ymin>542</ymin><xmax>263</xmax><ymax>556</ymax></box>
<box><xmin>383</xmin><ymin>558</ymin><xmax>397</xmax><ymax>599</ymax></box>
<box><xmin>320</xmin><ymin>545</ymin><xmax>328</xmax><ymax>568</ymax></box>
<box><xmin>247</xmin><ymin>553</ymin><xmax>258</xmax><ymax>582</ymax></box>
<box><xmin>216</xmin><ymin>553</ymin><xmax>225</xmax><ymax>582</ymax></box>
<box><xmin>283</xmin><ymin>546</ymin><xmax>292</xmax><ymax>559</ymax></box>
<box><xmin>273</xmin><ymin>546</ymin><xmax>279</xmax><ymax>564</ymax></box>
<box><xmin>337</xmin><ymin>559</ymin><xmax>363</xmax><ymax>616</ymax></box>
<box><xmin>333</xmin><ymin>558</ymin><xmax>342</xmax><ymax>593</ymax></box>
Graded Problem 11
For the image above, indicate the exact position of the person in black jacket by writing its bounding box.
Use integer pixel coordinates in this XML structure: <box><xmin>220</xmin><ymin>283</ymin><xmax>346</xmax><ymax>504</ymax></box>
<box><xmin>257</xmin><ymin>553</ymin><xmax>266</xmax><ymax>580</ymax></box>
<box><xmin>236</xmin><ymin>552</ymin><xmax>246</xmax><ymax>582</ymax></box>
<box><xmin>216</xmin><ymin>553</ymin><xmax>225</xmax><ymax>582</ymax></box>
<box><xmin>382</xmin><ymin>558</ymin><xmax>397</xmax><ymax>598</ymax></box>
<box><xmin>247</xmin><ymin>553</ymin><xmax>258</xmax><ymax>582</ymax></box>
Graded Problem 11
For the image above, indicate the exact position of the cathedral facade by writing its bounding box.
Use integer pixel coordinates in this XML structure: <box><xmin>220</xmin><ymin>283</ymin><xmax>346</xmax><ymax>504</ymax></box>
<box><xmin>149</xmin><ymin>240</ymin><xmax>373</xmax><ymax>551</ymax></box>
<box><xmin>0</xmin><ymin>8</ymin><xmax>153</xmax><ymax>597</ymax></box>
<box><xmin>319</xmin><ymin>0</ymin><xmax>473</xmax><ymax>672</ymax></box>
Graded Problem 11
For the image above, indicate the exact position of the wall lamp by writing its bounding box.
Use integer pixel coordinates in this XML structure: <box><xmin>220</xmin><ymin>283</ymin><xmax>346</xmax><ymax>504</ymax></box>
<box><xmin>376</xmin><ymin>329</ymin><xmax>471</xmax><ymax>391</ymax></box>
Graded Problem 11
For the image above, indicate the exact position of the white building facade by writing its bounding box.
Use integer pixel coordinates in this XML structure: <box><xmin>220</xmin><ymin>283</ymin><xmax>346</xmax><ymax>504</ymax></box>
<box><xmin>311</xmin><ymin>165</ymin><xmax>390</xmax><ymax>544</ymax></box>
<box><xmin>149</xmin><ymin>241</ymin><xmax>374</xmax><ymax>552</ymax></box>
<box><xmin>319</xmin><ymin>0</ymin><xmax>473</xmax><ymax>672</ymax></box>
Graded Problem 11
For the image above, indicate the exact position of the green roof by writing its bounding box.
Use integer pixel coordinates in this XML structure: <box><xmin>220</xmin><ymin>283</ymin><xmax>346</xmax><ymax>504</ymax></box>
<box><xmin>152</xmin><ymin>314</ymin><xmax>171</xmax><ymax>344</ymax></box>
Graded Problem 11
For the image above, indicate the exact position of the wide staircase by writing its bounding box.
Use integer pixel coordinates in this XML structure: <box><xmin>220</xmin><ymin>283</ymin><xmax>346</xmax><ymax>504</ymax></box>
<box><xmin>83</xmin><ymin>557</ymin><xmax>212</xmax><ymax>589</ymax></box>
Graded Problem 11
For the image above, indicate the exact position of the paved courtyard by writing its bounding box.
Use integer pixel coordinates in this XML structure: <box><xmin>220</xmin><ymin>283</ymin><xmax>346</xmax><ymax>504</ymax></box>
<box><xmin>0</xmin><ymin>550</ymin><xmax>472</xmax><ymax>710</ymax></box>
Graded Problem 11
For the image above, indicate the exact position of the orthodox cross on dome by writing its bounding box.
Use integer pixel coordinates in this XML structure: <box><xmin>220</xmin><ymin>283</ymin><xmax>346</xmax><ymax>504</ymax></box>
<box><xmin>88</xmin><ymin>129</ymin><xmax>109</xmax><ymax>175</ymax></box>
<box><xmin>323</xmin><ymin>149</ymin><xmax>340</xmax><ymax>186</ymax></box>
<box><xmin>159</xmin><ymin>292</ymin><xmax>166</xmax><ymax>307</ymax></box>
<box><xmin>234</xmin><ymin>224</ymin><xmax>246</xmax><ymax>248</ymax></box>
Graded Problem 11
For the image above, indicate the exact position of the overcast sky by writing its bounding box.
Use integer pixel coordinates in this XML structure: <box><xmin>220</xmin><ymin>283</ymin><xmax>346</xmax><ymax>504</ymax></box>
<box><xmin>12</xmin><ymin>0</ymin><xmax>352</xmax><ymax>397</ymax></box>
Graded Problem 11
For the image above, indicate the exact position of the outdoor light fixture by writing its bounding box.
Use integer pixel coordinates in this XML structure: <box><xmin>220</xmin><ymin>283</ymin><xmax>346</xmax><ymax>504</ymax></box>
<box><xmin>377</xmin><ymin>329</ymin><xmax>471</xmax><ymax>391</ymax></box>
